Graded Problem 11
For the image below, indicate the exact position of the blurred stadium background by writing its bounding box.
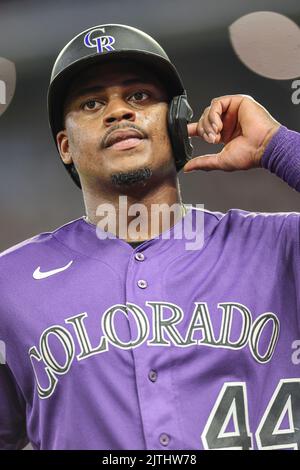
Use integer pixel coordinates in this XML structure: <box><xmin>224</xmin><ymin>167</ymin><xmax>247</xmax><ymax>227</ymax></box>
<box><xmin>0</xmin><ymin>0</ymin><xmax>299</xmax><ymax>251</ymax></box>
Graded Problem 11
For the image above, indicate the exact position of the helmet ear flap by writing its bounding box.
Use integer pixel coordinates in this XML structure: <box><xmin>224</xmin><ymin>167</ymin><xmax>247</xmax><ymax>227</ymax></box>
<box><xmin>167</xmin><ymin>94</ymin><xmax>194</xmax><ymax>172</ymax></box>
<box><xmin>65</xmin><ymin>163</ymin><xmax>82</xmax><ymax>189</ymax></box>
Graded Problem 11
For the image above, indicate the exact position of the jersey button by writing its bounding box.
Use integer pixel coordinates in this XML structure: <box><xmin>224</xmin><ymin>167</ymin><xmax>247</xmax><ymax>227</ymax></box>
<box><xmin>137</xmin><ymin>279</ymin><xmax>148</xmax><ymax>289</ymax></box>
<box><xmin>148</xmin><ymin>370</ymin><xmax>157</xmax><ymax>382</ymax></box>
<box><xmin>159</xmin><ymin>433</ymin><xmax>170</xmax><ymax>446</ymax></box>
<box><xmin>135</xmin><ymin>252</ymin><xmax>145</xmax><ymax>261</ymax></box>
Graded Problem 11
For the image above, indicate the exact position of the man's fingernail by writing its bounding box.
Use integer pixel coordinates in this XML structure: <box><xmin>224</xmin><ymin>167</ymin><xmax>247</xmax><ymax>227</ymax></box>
<box><xmin>208</xmin><ymin>132</ymin><xmax>216</xmax><ymax>143</ymax></box>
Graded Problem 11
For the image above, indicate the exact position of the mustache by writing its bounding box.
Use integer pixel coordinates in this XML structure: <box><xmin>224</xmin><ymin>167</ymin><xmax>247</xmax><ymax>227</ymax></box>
<box><xmin>101</xmin><ymin>122</ymin><xmax>147</xmax><ymax>149</ymax></box>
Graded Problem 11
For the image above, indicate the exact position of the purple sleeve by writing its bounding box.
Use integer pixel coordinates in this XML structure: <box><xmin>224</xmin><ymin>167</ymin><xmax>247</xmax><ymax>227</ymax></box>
<box><xmin>0</xmin><ymin>365</ymin><xmax>28</xmax><ymax>449</ymax></box>
<box><xmin>260</xmin><ymin>125</ymin><xmax>300</xmax><ymax>191</ymax></box>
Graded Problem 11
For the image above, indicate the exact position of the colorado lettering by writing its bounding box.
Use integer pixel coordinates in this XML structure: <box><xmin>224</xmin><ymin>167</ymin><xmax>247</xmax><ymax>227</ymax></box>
<box><xmin>28</xmin><ymin>301</ymin><xmax>280</xmax><ymax>399</ymax></box>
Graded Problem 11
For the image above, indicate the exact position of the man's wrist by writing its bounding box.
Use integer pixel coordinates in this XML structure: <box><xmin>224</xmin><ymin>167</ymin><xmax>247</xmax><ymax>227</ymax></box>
<box><xmin>256</xmin><ymin>124</ymin><xmax>282</xmax><ymax>167</ymax></box>
<box><xmin>260</xmin><ymin>125</ymin><xmax>287</xmax><ymax>169</ymax></box>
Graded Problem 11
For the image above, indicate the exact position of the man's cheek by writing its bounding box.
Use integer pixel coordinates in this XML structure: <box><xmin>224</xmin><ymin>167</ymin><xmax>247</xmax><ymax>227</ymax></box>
<box><xmin>73</xmin><ymin>126</ymin><xmax>99</xmax><ymax>150</ymax></box>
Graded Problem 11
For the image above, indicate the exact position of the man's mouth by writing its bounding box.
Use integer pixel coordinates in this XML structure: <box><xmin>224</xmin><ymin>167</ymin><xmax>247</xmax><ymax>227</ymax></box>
<box><xmin>108</xmin><ymin>137</ymin><xmax>144</xmax><ymax>150</ymax></box>
<box><xmin>104</xmin><ymin>129</ymin><xmax>146</xmax><ymax>151</ymax></box>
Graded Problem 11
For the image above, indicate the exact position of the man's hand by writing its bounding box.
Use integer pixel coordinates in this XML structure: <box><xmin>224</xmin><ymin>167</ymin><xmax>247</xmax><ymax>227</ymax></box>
<box><xmin>183</xmin><ymin>94</ymin><xmax>281</xmax><ymax>173</ymax></box>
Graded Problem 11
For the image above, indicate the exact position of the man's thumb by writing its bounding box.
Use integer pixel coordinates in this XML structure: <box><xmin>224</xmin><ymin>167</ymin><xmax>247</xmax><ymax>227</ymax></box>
<box><xmin>183</xmin><ymin>153</ymin><xmax>222</xmax><ymax>172</ymax></box>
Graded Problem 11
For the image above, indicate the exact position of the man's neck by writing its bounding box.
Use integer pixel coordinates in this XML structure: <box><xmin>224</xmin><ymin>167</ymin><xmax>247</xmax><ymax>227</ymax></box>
<box><xmin>82</xmin><ymin>178</ymin><xmax>186</xmax><ymax>242</ymax></box>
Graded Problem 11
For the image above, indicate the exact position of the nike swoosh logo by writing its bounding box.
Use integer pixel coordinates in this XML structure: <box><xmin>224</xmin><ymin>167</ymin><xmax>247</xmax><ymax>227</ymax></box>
<box><xmin>33</xmin><ymin>260</ymin><xmax>73</xmax><ymax>280</ymax></box>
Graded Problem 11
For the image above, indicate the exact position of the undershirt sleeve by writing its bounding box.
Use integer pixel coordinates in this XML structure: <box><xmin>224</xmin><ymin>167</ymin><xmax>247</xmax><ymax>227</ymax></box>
<box><xmin>260</xmin><ymin>125</ymin><xmax>300</xmax><ymax>192</ymax></box>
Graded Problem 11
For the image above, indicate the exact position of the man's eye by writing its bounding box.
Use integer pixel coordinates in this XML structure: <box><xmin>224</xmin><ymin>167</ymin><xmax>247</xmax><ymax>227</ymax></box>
<box><xmin>82</xmin><ymin>100</ymin><xmax>103</xmax><ymax>110</ymax></box>
<box><xmin>129</xmin><ymin>91</ymin><xmax>149</xmax><ymax>102</ymax></box>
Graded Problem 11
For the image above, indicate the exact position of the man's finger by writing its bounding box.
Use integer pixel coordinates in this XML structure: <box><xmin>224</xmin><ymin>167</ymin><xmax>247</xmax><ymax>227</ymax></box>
<box><xmin>207</xmin><ymin>101</ymin><xmax>224</xmax><ymax>133</ymax></box>
<box><xmin>187</xmin><ymin>122</ymin><xmax>222</xmax><ymax>144</ymax></box>
<box><xmin>187</xmin><ymin>122</ymin><xmax>201</xmax><ymax>137</ymax></box>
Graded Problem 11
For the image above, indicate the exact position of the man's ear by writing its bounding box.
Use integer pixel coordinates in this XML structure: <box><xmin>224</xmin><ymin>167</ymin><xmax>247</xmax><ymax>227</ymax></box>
<box><xmin>56</xmin><ymin>129</ymin><xmax>73</xmax><ymax>165</ymax></box>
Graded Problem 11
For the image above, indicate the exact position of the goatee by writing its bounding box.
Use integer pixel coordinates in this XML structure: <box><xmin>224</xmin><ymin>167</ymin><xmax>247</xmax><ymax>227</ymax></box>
<box><xmin>111</xmin><ymin>167</ymin><xmax>152</xmax><ymax>187</ymax></box>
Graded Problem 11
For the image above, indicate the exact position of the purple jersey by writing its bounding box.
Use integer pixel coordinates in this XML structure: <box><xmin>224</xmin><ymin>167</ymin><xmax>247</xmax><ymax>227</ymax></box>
<box><xmin>0</xmin><ymin>126</ymin><xmax>300</xmax><ymax>450</ymax></box>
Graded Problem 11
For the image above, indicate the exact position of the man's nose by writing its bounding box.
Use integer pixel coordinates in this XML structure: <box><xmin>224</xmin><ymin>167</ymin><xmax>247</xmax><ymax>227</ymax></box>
<box><xmin>103</xmin><ymin>98</ymin><xmax>136</xmax><ymax>126</ymax></box>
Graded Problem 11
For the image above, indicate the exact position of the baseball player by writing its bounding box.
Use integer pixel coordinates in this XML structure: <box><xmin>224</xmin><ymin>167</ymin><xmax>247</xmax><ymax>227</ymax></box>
<box><xmin>0</xmin><ymin>24</ymin><xmax>300</xmax><ymax>450</ymax></box>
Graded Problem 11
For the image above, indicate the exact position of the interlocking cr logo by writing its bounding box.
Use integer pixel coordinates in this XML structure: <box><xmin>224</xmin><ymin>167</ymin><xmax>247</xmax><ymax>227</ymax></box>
<box><xmin>84</xmin><ymin>28</ymin><xmax>116</xmax><ymax>53</ymax></box>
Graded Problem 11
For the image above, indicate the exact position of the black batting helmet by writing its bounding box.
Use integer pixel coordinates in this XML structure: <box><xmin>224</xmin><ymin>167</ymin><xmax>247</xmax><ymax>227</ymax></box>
<box><xmin>47</xmin><ymin>24</ymin><xmax>193</xmax><ymax>189</ymax></box>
